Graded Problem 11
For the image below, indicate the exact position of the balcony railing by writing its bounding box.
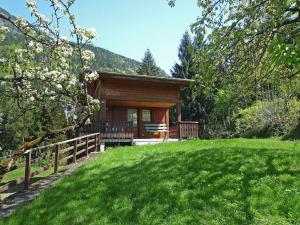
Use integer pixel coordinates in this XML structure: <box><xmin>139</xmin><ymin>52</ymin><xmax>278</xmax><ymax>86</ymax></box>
<box><xmin>178</xmin><ymin>121</ymin><xmax>199</xmax><ymax>140</ymax></box>
<box><xmin>83</xmin><ymin>120</ymin><xmax>200</xmax><ymax>141</ymax></box>
<box><xmin>83</xmin><ymin>121</ymin><xmax>134</xmax><ymax>142</ymax></box>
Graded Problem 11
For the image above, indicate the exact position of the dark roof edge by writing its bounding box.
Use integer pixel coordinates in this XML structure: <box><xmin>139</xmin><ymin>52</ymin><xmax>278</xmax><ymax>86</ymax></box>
<box><xmin>98</xmin><ymin>71</ymin><xmax>194</xmax><ymax>86</ymax></box>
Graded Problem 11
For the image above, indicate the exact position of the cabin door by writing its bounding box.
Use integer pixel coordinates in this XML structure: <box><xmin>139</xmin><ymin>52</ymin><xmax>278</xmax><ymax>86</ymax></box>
<box><xmin>138</xmin><ymin>109</ymin><xmax>151</xmax><ymax>138</ymax></box>
<box><xmin>127</xmin><ymin>108</ymin><xmax>138</xmax><ymax>138</ymax></box>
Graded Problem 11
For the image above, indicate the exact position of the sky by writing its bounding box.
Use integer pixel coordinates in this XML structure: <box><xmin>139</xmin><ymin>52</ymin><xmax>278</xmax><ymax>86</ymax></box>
<box><xmin>0</xmin><ymin>0</ymin><xmax>200</xmax><ymax>74</ymax></box>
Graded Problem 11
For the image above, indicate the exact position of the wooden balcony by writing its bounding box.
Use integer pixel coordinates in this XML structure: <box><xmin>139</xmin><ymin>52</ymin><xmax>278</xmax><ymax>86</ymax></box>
<box><xmin>83</xmin><ymin>120</ymin><xmax>200</xmax><ymax>144</ymax></box>
<box><xmin>83</xmin><ymin>121</ymin><xmax>134</xmax><ymax>143</ymax></box>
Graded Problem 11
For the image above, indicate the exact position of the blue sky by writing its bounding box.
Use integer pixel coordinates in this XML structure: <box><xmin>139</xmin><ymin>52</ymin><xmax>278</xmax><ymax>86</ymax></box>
<box><xmin>0</xmin><ymin>0</ymin><xmax>200</xmax><ymax>74</ymax></box>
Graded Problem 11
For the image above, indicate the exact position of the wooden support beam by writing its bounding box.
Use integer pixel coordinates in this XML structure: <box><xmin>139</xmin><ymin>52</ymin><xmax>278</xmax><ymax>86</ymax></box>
<box><xmin>54</xmin><ymin>144</ymin><xmax>60</xmax><ymax>174</ymax></box>
<box><xmin>85</xmin><ymin>137</ymin><xmax>89</xmax><ymax>156</ymax></box>
<box><xmin>166</xmin><ymin>108</ymin><xmax>170</xmax><ymax>138</ymax></box>
<box><xmin>73</xmin><ymin>140</ymin><xmax>77</xmax><ymax>163</ymax></box>
<box><xmin>99</xmin><ymin>99</ymin><xmax>107</xmax><ymax>121</ymax></box>
<box><xmin>176</xmin><ymin>102</ymin><xmax>182</xmax><ymax>140</ymax></box>
<box><xmin>138</xmin><ymin>108</ymin><xmax>143</xmax><ymax>138</ymax></box>
<box><xmin>176</xmin><ymin>102</ymin><xmax>182</xmax><ymax>123</ymax></box>
<box><xmin>93</xmin><ymin>134</ymin><xmax>97</xmax><ymax>152</ymax></box>
<box><xmin>24</xmin><ymin>151</ymin><xmax>31</xmax><ymax>190</ymax></box>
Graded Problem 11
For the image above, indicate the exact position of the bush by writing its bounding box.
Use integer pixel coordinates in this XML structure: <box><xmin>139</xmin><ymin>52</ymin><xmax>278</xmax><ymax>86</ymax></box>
<box><xmin>235</xmin><ymin>98</ymin><xmax>300</xmax><ymax>138</ymax></box>
<box><xmin>284</xmin><ymin>120</ymin><xmax>300</xmax><ymax>140</ymax></box>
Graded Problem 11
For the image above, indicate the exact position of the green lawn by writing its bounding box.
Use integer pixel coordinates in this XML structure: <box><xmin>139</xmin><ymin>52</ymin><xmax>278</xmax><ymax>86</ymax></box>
<box><xmin>1</xmin><ymin>139</ymin><xmax>300</xmax><ymax>225</ymax></box>
<box><xmin>1</xmin><ymin>165</ymin><xmax>66</xmax><ymax>200</ymax></box>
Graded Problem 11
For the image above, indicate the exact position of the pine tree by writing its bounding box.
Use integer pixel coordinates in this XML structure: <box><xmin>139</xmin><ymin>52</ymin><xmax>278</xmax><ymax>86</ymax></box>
<box><xmin>171</xmin><ymin>31</ymin><xmax>194</xmax><ymax>121</ymax></box>
<box><xmin>137</xmin><ymin>49</ymin><xmax>160</xmax><ymax>76</ymax></box>
<box><xmin>171</xmin><ymin>31</ymin><xmax>214</xmax><ymax>136</ymax></box>
<box><xmin>171</xmin><ymin>31</ymin><xmax>193</xmax><ymax>79</ymax></box>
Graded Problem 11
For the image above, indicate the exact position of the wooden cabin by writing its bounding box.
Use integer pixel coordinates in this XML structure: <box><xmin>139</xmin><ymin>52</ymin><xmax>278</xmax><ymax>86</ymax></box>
<box><xmin>86</xmin><ymin>72</ymin><xmax>199</xmax><ymax>144</ymax></box>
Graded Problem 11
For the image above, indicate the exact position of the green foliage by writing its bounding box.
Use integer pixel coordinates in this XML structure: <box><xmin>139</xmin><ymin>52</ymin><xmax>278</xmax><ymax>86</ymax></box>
<box><xmin>168</xmin><ymin>0</ymin><xmax>300</xmax><ymax>138</ymax></box>
<box><xmin>172</xmin><ymin>31</ymin><xmax>193</xmax><ymax>79</ymax></box>
<box><xmin>171</xmin><ymin>32</ymin><xmax>214</xmax><ymax>127</ymax></box>
<box><xmin>0</xmin><ymin>82</ymin><xmax>67</xmax><ymax>150</ymax></box>
<box><xmin>88</xmin><ymin>45</ymin><xmax>142</xmax><ymax>74</ymax></box>
<box><xmin>1</xmin><ymin>139</ymin><xmax>300</xmax><ymax>224</ymax></box>
<box><xmin>284</xmin><ymin>121</ymin><xmax>300</xmax><ymax>140</ymax></box>
<box><xmin>172</xmin><ymin>32</ymin><xmax>195</xmax><ymax>120</ymax></box>
<box><xmin>137</xmin><ymin>49</ymin><xmax>164</xmax><ymax>76</ymax></box>
<box><xmin>235</xmin><ymin>99</ymin><xmax>300</xmax><ymax>138</ymax></box>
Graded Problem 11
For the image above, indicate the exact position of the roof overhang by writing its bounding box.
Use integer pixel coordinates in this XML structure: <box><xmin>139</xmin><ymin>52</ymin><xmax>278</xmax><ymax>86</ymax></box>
<box><xmin>106</xmin><ymin>99</ymin><xmax>176</xmax><ymax>108</ymax></box>
<box><xmin>98</xmin><ymin>71</ymin><xmax>194</xmax><ymax>88</ymax></box>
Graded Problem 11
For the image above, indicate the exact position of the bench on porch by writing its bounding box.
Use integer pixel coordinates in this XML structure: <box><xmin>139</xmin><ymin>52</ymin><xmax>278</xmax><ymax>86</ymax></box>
<box><xmin>144</xmin><ymin>124</ymin><xmax>169</xmax><ymax>140</ymax></box>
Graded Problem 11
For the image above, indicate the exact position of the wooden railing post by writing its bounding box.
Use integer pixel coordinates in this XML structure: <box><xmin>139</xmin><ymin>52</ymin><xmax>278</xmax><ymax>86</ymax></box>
<box><xmin>97</xmin><ymin>134</ymin><xmax>101</xmax><ymax>151</ymax></box>
<box><xmin>85</xmin><ymin>137</ymin><xmax>89</xmax><ymax>156</ymax></box>
<box><xmin>24</xmin><ymin>151</ymin><xmax>31</xmax><ymax>190</ymax></box>
<box><xmin>94</xmin><ymin>134</ymin><xmax>97</xmax><ymax>152</ymax></box>
<box><xmin>178</xmin><ymin>122</ymin><xmax>182</xmax><ymax>141</ymax></box>
<box><xmin>73</xmin><ymin>140</ymin><xmax>77</xmax><ymax>163</ymax></box>
<box><xmin>54</xmin><ymin>144</ymin><xmax>60</xmax><ymax>174</ymax></box>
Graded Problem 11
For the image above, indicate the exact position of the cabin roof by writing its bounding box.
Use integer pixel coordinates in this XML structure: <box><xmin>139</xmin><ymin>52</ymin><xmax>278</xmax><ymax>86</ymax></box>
<box><xmin>98</xmin><ymin>71</ymin><xmax>194</xmax><ymax>87</ymax></box>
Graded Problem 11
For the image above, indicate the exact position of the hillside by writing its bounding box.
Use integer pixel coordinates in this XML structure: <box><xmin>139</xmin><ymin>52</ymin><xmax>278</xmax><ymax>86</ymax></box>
<box><xmin>0</xmin><ymin>7</ymin><xmax>167</xmax><ymax>76</ymax></box>
<box><xmin>1</xmin><ymin>139</ymin><xmax>300</xmax><ymax>224</ymax></box>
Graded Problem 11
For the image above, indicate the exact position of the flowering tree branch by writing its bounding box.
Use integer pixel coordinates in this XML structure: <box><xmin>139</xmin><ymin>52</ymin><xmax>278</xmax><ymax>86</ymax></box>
<box><xmin>0</xmin><ymin>0</ymin><xmax>100</xmax><ymax>180</ymax></box>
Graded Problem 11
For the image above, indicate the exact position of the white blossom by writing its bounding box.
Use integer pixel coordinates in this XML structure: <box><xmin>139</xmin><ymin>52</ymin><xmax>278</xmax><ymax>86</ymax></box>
<box><xmin>85</xmin><ymin>71</ymin><xmax>98</xmax><ymax>81</ymax></box>
<box><xmin>2</xmin><ymin>1</ymin><xmax>98</xmax><ymax>129</ymax></box>
<box><xmin>15</xmin><ymin>18</ymin><xmax>28</xmax><ymax>28</ymax></box>
<box><xmin>26</xmin><ymin>0</ymin><xmax>36</xmax><ymax>9</ymax></box>
<box><xmin>82</xmin><ymin>49</ymin><xmax>95</xmax><ymax>61</ymax></box>
<box><xmin>0</xmin><ymin>58</ymin><xmax>7</xmax><ymax>64</ymax></box>
<box><xmin>75</xmin><ymin>27</ymin><xmax>97</xmax><ymax>41</ymax></box>
<box><xmin>87</xmin><ymin>94</ymin><xmax>100</xmax><ymax>111</ymax></box>
<box><xmin>91</xmin><ymin>98</ymin><xmax>100</xmax><ymax>105</ymax></box>
<box><xmin>28</xmin><ymin>41</ymin><xmax>43</xmax><ymax>53</ymax></box>
<box><xmin>0</xmin><ymin>26</ymin><xmax>9</xmax><ymax>41</ymax></box>
<box><xmin>86</xmin><ymin>27</ymin><xmax>97</xmax><ymax>39</ymax></box>
<box><xmin>56</xmin><ymin>84</ymin><xmax>63</xmax><ymax>89</ymax></box>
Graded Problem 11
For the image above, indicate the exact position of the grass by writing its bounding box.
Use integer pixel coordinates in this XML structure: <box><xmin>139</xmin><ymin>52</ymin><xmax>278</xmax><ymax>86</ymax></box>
<box><xmin>1</xmin><ymin>164</ymin><xmax>67</xmax><ymax>184</ymax></box>
<box><xmin>1</xmin><ymin>165</ymin><xmax>66</xmax><ymax>200</ymax></box>
<box><xmin>1</xmin><ymin>139</ymin><xmax>300</xmax><ymax>225</ymax></box>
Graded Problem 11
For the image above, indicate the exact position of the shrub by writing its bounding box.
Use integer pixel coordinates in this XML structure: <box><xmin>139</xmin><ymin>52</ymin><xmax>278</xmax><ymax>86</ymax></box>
<box><xmin>235</xmin><ymin>98</ymin><xmax>300</xmax><ymax>138</ymax></box>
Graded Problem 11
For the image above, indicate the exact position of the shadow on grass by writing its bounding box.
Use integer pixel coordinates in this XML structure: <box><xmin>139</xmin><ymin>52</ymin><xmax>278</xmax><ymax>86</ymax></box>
<box><xmin>2</xmin><ymin>145</ymin><xmax>300</xmax><ymax>225</ymax></box>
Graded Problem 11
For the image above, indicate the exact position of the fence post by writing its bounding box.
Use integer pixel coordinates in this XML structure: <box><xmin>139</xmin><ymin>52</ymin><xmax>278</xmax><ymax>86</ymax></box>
<box><xmin>24</xmin><ymin>151</ymin><xmax>31</xmax><ymax>190</ymax></box>
<box><xmin>54</xmin><ymin>144</ymin><xmax>60</xmax><ymax>174</ymax></box>
<box><xmin>178</xmin><ymin>122</ymin><xmax>182</xmax><ymax>141</ymax></box>
<box><xmin>94</xmin><ymin>134</ymin><xmax>97</xmax><ymax>152</ymax></box>
<box><xmin>73</xmin><ymin>140</ymin><xmax>77</xmax><ymax>163</ymax></box>
<box><xmin>97</xmin><ymin>134</ymin><xmax>100</xmax><ymax>151</ymax></box>
<box><xmin>85</xmin><ymin>137</ymin><xmax>89</xmax><ymax>156</ymax></box>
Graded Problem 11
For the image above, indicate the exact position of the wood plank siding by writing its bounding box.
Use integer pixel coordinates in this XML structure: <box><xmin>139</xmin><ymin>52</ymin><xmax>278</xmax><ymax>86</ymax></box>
<box><xmin>87</xmin><ymin>72</ymin><xmax>194</xmax><ymax>139</ymax></box>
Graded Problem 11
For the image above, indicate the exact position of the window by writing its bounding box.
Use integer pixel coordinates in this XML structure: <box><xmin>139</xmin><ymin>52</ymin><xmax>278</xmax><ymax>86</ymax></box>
<box><xmin>142</xmin><ymin>109</ymin><xmax>151</xmax><ymax>122</ymax></box>
<box><xmin>128</xmin><ymin>109</ymin><xmax>137</xmax><ymax>127</ymax></box>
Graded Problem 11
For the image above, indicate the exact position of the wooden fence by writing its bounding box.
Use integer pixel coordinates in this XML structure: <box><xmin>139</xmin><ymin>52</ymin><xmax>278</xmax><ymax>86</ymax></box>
<box><xmin>83</xmin><ymin>121</ymin><xmax>134</xmax><ymax>143</ymax></box>
<box><xmin>0</xmin><ymin>133</ymin><xmax>100</xmax><ymax>194</ymax></box>
<box><xmin>178</xmin><ymin>121</ymin><xmax>199</xmax><ymax>140</ymax></box>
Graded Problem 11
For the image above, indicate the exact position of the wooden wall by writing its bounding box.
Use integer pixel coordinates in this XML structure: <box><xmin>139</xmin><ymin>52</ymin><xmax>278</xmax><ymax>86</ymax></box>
<box><xmin>101</xmin><ymin>78</ymin><xmax>181</xmax><ymax>104</ymax></box>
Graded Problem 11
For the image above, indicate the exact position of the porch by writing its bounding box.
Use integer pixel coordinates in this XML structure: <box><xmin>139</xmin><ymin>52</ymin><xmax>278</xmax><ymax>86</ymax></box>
<box><xmin>133</xmin><ymin>138</ymin><xmax>179</xmax><ymax>145</ymax></box>
<box><xmin>83</xmin><ymin>120</ymin><xmax>199</xmax><ymax>145</ymax></box>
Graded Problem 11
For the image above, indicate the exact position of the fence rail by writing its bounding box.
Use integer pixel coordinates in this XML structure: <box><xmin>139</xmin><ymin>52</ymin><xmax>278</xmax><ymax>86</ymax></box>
<box><xmin>83</xmin><ymin>121</ymin><xmax>134</xmax><ymax>142</ymax></box>
<box><xmin>0</xmin><ymin>133</ymin><xmax>100</xmax><ymax>195</ymax></box>
<box><xmin>178</xmin><ymin>121</ymin><xmax>199</xmax><ymax>140</ymax></box>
